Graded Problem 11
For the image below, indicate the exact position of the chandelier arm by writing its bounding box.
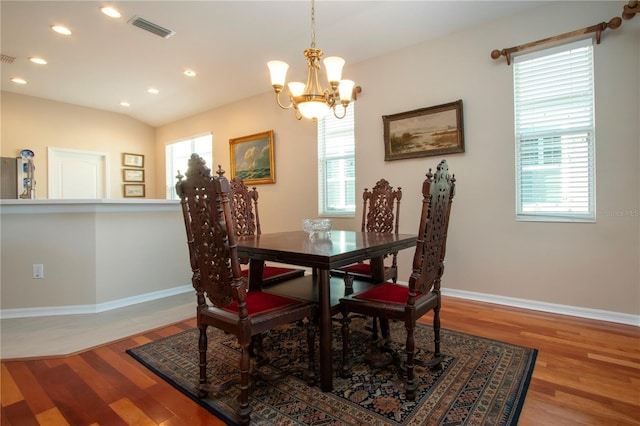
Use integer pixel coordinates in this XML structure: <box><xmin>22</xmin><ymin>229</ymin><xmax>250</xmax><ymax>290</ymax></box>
<box><xmin>332</xmin><ymin>104</ymin><xmax>348</xmax><ymax>120</ymax></box>
<box><xmin>274</xmin><ymin>91</ymin><xmax>295</xmax><ymax>110</ymax></box>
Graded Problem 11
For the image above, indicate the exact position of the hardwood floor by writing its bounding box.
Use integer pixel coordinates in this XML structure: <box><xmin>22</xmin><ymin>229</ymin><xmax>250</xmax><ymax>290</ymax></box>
<box><xmin>1</xmin><ymin>296</ymin><xmax>639</xmax><ymax>425</ymax></box>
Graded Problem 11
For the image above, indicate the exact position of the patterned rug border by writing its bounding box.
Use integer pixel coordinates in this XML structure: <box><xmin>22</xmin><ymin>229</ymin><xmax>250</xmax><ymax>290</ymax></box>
<box><xmin>127</xmin><ymin>323</ymin><xmax>537</xmax><ymax>425</ymax></box>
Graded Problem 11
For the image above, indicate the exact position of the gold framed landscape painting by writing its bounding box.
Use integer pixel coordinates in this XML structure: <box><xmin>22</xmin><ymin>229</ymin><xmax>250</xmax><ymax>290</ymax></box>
<box><xmin>383</xmin><ymin>100</ymin><xmax>465</xmax><ymax>161</ymax></box>
<box><xmin>229</xmin><ymin>130</ymin><xmax>275</xmax><ymax>185</ymax></box>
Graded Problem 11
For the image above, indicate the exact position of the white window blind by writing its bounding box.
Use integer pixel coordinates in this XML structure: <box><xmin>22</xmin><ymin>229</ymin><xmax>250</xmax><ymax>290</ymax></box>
<box><xmin>317</xmin><ymin>106</ymin><xmax>356</xmax><ymax>216</ymax></box>
<box><xmin>514</xmin><ymin>38</ymin><xmax>595</xmax><ymax>222</ymax></box>
<box><xmin>165</xmin><ymin>133</ymin><xmax>212</xmax><ymax>200</ymax></box>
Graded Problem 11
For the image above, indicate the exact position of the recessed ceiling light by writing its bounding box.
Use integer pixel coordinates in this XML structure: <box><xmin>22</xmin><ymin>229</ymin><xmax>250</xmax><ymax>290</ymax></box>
<box><xmin>10</xmin><ymin>77</ymin><xmax>27</xmax><ymax>84</ymax></box>
<box><xmin>100</xmin><ymin>6</ymin><xmax>122</xmax><ymax>18</ymax></box>
<box><xmin>184</xmin><ymin>69</ymin><xmax>197</xmax><ymax>77</ymax></box>
<box><xmin>147</xmin><ymin>88</ymin><xmax>159</xmax><ymax>94</ymax></box>
<box><xmin>29</xmin><ymin>57</ymin><xmax>47</xmax><ymax>65</ymax></box>
<box><xmin>120</xmin><ymin>101</ymin><xmax>130</xmax><ymax>107</ymax></box>
<box><xmin>51</xmin><ymin>25</ymin><xmax>72</xmax><ymax>35</ymax></box>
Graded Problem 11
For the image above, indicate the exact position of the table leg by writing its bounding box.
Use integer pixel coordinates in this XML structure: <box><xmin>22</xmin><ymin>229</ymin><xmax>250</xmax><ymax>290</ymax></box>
<box><xmin>248</xmin><ymin>259</ymin><xmax>265</xmax><ymax>292</ymax></box>
<box><xmin>369</xmin><ymin>256</ymin><xmax>385</xmax><ymax>282</ymax></box>
<box><xmin>318</xmin><ymin>268</ymin><xmax>333</xmax><ymax>391</ymax></box>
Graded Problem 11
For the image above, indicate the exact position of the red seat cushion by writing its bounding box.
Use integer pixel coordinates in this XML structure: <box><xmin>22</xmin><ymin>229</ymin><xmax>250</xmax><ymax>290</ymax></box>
<box><xmin>353</xmin><ymin>282</ymin><xmax>421</xmax><ymax>304</ymax></box>
<box><xmin>222</xmin><ymin>291</ymin><xmax>298</xmax><ymax>315</ymax></box>
<box><xmin>241</xmin><ymin>266</ymin><xmax>300</xmax><ymax>279</ymax></box>
<box><xmin>338</xmin><ymin>263</ymin><xmax>372</xmax><ymax>275</ymax></box>
<box><xmin>338</xmin><ymin>263</ymin><xmax>391</xmax><ymax>275</ymax></box>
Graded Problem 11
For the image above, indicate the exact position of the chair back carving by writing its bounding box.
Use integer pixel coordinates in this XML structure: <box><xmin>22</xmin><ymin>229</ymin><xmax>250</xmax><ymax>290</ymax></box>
<box><xmin>362</xmin><ymin>178</ymin><xmax>402</xmax><ymax>234</ymax></box>
<box><xmin>176</xmin><ymin>155</ymin><xmax>247</xmax><ymax>314</ymax></box>
<box><xmin>227</xmin><ymin>173</ymin><xmax>261</xmax><ymax>237</ymax></box>
<box><xmin>409</xmin><ymin>160</ymin><xmax>456</xmax><ymax>298</ymax></box>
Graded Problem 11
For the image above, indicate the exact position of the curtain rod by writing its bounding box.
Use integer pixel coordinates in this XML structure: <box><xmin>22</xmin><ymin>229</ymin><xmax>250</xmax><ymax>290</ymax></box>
<box><xmin>490</xmin><ymin>17</ymin><xmax>621</xmax><ymax>65</ymax></box>
<box><xmin>492</xmin><ymin>1</ymin><xmax>638</xmax><ymax>65</ymax></box>
<box><xmin>490</xmin><ymin>0</ymin><xmax>640</xmax><ymax>66</ymax></box>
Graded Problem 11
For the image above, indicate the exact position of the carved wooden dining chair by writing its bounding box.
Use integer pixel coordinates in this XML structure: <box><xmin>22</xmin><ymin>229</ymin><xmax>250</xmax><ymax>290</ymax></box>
<box><xmin>226</xmin><ymin>170</ymin><xmax>306</xmax><ymax>287</ymax></box>
<box><xmin>176</xmin><ymin>155</ymin><xmax>317</xmax><ymax>425</ymax></box>
<box><xmin>339</xmin><ymin>160</ymin><xmax>456</xmax><ymax>401</ymax></box>
<box><xmin>331</xmin><ymin>178</ymin><xmax>402</xmax><ymax>283</ymax></box>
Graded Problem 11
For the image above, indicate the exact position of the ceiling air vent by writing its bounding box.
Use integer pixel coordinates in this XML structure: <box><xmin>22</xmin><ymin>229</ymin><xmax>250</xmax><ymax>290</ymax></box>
<box><xmin>1</xmin><ymin>54</ymin><xmax>16</xmax><ymax>64</ymax></box>
<box><xmin>128</xmin><ymin>16</ymin><xmax>175</xmax><ymax>39</ymax></box>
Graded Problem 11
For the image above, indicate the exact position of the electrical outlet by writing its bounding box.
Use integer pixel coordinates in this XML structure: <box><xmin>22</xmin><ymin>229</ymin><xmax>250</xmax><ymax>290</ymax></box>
<box><xmin>33</xmin><ymin>264</ymin><xmax>44</xmax><ymax>279</ymax></box>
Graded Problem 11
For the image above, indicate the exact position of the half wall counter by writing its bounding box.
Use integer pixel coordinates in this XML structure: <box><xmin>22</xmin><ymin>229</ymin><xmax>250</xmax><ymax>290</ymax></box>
<box><xmin>0</xmin><ymin>199</ymin><xmax>192</xmax><ymax>318</ymax></box>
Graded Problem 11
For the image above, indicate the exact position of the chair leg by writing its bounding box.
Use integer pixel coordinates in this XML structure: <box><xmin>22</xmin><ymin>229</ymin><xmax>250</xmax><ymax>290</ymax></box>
<box><xmin>405</xmin><ymin>324</ymin><xmax>417</xmax><ymax>401</ymax></box>
<box><xmin>237</xmin><ymin>344</ymin><xmax>251</xmax><ymax>425</ymax></box>
<box><xmin>197</xmin><ymin>325</ymin><xmax>208</xmax><ymax>398</ymax></box>
<box><xmin>340</xmin><ymin>314</ymin><xmax>352</xmax><ymax>378</ymax></box>
<box><xmin>431</xmin><ymin>304</ymin><xmax>442</xmax><ymax>370</ymax></box>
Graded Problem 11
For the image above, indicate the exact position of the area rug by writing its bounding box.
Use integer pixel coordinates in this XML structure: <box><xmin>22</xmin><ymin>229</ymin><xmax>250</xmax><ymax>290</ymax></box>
<box><xmin>127</xmin><ymin>318</ymin><xmax>537</xmax><ymax>425</ymax></box>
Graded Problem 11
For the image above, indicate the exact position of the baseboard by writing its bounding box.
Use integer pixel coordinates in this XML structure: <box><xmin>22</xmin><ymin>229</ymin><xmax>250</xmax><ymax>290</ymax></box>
<box><xmin>442</xmin><ymin>288</ymin><xmax>640</xmax><ymax>327</ymax></box>
<box><xmin>0</xmin><ymin>284</ymin><xmax>193</xmax><ymax>319</ymax></box>
<box><xmin>2</xmin><ymin>284</ymin><xmax>637</xmax><ymax>327</ymax></box>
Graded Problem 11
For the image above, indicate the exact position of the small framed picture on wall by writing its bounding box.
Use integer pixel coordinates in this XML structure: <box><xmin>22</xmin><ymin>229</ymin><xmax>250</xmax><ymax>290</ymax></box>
<box><xmin>123</xmin><ymin>184</ymin><xmax>145</xmax><ymax>198</ymax></box>
<box><xmin>123</xmin><ymin>169</ymin><xmax>145</xmax><ymax>182</ymax></box>
<box><xmin>122</xmin><ymin>153</ymin><xmax>144</xmax><ymax>168</ymax></box>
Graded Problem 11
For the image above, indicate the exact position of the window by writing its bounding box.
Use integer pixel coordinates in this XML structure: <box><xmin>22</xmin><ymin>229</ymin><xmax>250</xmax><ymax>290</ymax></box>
<box><xmin>514</xmin><ymin>38</ymin><xmax>595</xmax><ymax>222</ymax></box>
<box><xmin>165</xmin><ymin>133</ymin><xmax>212</xmax><ymax>200</ymax></box>
<box><xmin>317</xmin><ymin>105</ymin><xmax>355</xmax><ymax>216</ymax></box>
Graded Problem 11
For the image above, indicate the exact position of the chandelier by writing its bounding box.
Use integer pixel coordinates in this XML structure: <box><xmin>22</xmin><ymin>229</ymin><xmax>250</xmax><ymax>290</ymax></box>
<box><xmin>267</xmin><ymin>0</ymin><xmax>360</xmax><ymax>121</ymax></box>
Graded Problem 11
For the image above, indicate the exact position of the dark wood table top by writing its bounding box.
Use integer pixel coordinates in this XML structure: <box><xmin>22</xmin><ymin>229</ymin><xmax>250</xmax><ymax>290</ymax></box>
<box><xmin>236</xmin><ymin>230</ymin><xmax>417</xmax><ymax>270</ymax></box>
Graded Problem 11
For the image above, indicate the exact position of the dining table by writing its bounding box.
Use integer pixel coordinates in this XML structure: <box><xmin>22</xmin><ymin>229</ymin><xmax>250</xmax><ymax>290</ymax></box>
<box><xmin>236</xmin><ymin>229</ymin><xmax>417</xmax><ymax>392</ymax></box>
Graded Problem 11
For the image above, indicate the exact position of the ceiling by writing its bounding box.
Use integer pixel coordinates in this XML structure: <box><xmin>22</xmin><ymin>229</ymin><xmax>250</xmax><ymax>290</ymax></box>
<box><xmin>1</xmin><ymin>1</ymin><xmax>544</xmax><ymax>127</ymax></box>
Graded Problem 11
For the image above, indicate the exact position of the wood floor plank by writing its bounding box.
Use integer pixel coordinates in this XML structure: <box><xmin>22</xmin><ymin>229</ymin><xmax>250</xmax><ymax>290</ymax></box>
<box><xmin>35</xmin><ymin>407</ymin><xmax>71</xmax><ymax>426</ymax></box>
<box><xmin>1</xmin><ymin>400</ymin><xmax>38</xmax><ymax>426</ymax></box>
<box><xmin>0</xmin><ymin>364</ymin><xmax>24</xmax><ymax>407</ymax></box>
<box><xmin>127</xmin><ymin>392</ymin><xmax>176</xmax><ymax>425</ymax></box>
<box><xmin>144</xmin><ymin>380</ymin><xmax>227</xmax><ymax>426</ymax></box>
<box><xmin>587</xmin><ymin>352</ymin><xmax>640</xmax><ymax>369</ymax></box>
<box><xmin>3</xmin><ymin>361</ymin><xmax>54</xmax><ymax>415</ymax></box>
<box><xmin>64</xmin><ymin>351</ymin><xmax>128</xmax><ymax>404</ymax></box>
<box><xmin>110</xmin><ymin>397</ymin><xmax>157</xmax><ymax>426</ymax></box>
<box><xmin>94</xmin><ymin>345</ymin><xmax>158</xmax><ymax>389</ymax></box>
<box><xmin>34</xmin><ymin>362</ymin><xmax>127</xmax><ymax>426</ymax></box>
<box><xmin>554</xmin><ymin>389</ymin><xmax>640</xmax><ymax>425</ymax></box>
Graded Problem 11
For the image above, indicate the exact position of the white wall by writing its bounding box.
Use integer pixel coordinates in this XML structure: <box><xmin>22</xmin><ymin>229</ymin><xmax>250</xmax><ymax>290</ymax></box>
<box><xmin>157</xmin><ymin>1</ymin><xmax>639</xmax><ymax>317</ymax></box>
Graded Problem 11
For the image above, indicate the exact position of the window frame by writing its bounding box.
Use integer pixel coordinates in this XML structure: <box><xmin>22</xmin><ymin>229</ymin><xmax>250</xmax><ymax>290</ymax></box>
<box><xmin>513</xmin><ymin>38</ymin><xmax>596</xmax><ymax>223</ymax></box>
<box><xmin>317</xmin><ymin>105</ymin><xmax>356</xmax><ymax>218</ymax></box>
<box><xmin>165</xmin><ymin>133</ymin><xmax>213</xmax><ymax>200</ymax></box>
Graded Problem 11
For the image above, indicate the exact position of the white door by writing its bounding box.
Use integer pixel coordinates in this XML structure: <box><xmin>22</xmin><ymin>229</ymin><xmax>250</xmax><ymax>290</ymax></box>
<box><xmin>49</xmin><ymin>148</ymin><xmax>109</xmax><ymax>199</ymax></box>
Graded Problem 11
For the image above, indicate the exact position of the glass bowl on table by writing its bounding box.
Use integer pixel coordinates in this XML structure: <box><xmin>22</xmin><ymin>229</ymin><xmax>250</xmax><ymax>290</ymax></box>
<box><xmin>302</xmin><ymin>218</ymin><xmax>332</xmax><ymax>239</ymax></box>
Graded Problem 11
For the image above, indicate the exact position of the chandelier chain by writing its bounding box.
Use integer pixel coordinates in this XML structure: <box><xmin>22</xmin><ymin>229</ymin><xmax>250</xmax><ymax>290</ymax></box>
<box><xmin>310</xmin><ymin>0</ymin><xmax>316</xmax><ymax>48</ymax></box>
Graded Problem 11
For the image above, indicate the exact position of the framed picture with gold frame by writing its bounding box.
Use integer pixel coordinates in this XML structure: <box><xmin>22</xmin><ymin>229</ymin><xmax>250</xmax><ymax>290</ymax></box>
<box><xmin>383</xmin><ymin>100</ymin><xmax>465</xmax><ymax>161</ymax></box>
<box><xmin>229</xmin><ymin>130</ymin><xmax>275</xmax><ymax>185</ymax></box>
<box><xmin>122</xmin><ymin>169</ymin><xmax>145</xmax><ymax>182</ymax></box>
<box><xmin>123</xmin><ymin>184</ymin><xmax>145</xmax><ymax>198</ymax></box>
<box><xmin>122</xmin><ymin>152</ymin><xmax>144</xmax><ymax>168</ymax></box>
